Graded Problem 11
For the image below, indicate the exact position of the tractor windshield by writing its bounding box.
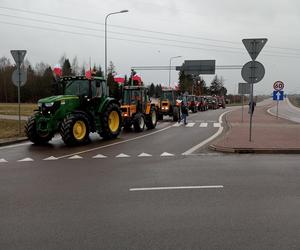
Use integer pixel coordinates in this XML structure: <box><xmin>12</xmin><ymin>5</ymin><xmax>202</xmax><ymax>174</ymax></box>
<box><xmin>64</xmin><ymin>79</ymin><xmax>105</xmax><ymax>97</ymax></box>
<box><xmin>162</xmin><ymin>91</ymin><xmax>173</xmax><ymax>101</ymax></box>
<box><xmin>123</xmin><ymin>90</ymin><xmax>141</xmax><ymax>105</ymax></box>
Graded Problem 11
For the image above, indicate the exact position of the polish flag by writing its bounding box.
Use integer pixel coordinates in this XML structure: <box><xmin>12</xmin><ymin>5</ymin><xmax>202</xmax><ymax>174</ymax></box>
<box><xmin>132</xmin><ymin>73</ymin><xmax>142</xmax><ymax>84</ymax></box>
<box><xmin>53</xmin><ymin>64</ymin><xmax>62</xmax><ymax>77</ymax></box>
<box><xmin>114</xmin><ymin>74</ymin><xmax>126</xmax><ymax>84</ymax></box>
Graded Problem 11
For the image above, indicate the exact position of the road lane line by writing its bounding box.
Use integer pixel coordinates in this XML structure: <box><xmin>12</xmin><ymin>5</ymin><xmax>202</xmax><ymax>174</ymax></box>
<box><xmin>182</xmin><ymin>110</ymin><xmax>232</xmax><ymax>155</ymax></box>
<box><xmin>186</xmin><ymin>122</ymin><xmax>195</xmax><ymax>127</ymax></box>
<box><xmin>160</xmin><ymin>152</ymin><xmax>175</xmax><ymax>157</ymax></box>
<box><xmin>172</xmin><ymin>123</ymin><xmax>182</xmax><ymax>127</ymax></box>
<box><xmin>129</xmin><ymin>185</ymin><xmax>224</xmax><ymax>191</ymax></box>
<box><xmin>17</xmin><ymin>157</ymin><xmax>34</xmax><ymax>162</ymax></box>
<box><xmin>56</xmin><ymin>125</ymin><xmax>173</xmax><ymax>159</ymax></box>
<box><xmin>200</xmin><ymin>123</ymin><xmax>208</xmax><ymax>127</ymax></box>
<box><xmin>116</xmin><ymin>153</ymin><xmax>130</xmax><ymax>158</ymax></box>
<box><xmin>213</xmin><ymin>123</ymin><xmax>221</xmax><ymax>127</ymax></box>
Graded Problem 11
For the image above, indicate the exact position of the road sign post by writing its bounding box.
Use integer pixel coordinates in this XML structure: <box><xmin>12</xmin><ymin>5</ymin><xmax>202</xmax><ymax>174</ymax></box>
<box><xmin>273</xmin><ymin>89</ymin><xmax>284</xmax><ymax>119</ymax></box>
<box><xmin>10</xmin><ymin>50</ymin><xmax>27</xmax><ymax>135</ymax></box>
<box><xmin>238</xmin><ymin>82</ymin><xmax>251</xmax><ymax>122</ymax></box>
<box><xmin>241</xmin><ymin>38</ymin><xmax>267</xmax><ymax>142</ymax></box>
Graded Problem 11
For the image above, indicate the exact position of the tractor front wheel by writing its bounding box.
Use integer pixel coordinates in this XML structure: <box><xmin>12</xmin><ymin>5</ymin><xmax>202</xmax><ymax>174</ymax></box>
<box><xmin>25</xmin><ymin>116</ymin><xmax>54</xmax><ymax>144</ymax></box>
<box><xmin>60</xmin><ymin>113</ymin><xmax>90</xmax><ymax>146</ymax></box>
<box><xmin>146</xmin><ymin>108</ymin><xmax>157</xmax><ymax>129</ymax></box>
<box><xmin>100</xmin><ymin>103</ymin><xmax>122</xmax><ymax>139</ymax></box>
<box><xmin>133</xmin><ymin>113</ymin><xmax>145</xmax><ymax>132</ymax></box>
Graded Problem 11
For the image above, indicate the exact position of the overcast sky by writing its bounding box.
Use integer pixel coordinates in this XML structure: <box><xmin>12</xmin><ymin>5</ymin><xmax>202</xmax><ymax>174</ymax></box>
<box><xmin>1</xmin><ymin>0</ymin><xmax>300</xmax><ymax>94</ymax></box>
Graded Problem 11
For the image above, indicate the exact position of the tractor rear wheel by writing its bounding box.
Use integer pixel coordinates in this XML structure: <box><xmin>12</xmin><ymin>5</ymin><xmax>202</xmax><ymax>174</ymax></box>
<box><xmin>173</xmin><ymin>106</ymin><xmax>179</xmax><ymax>122</ymax></box>
<box><xmin>146</xmin><ymin>108</ymin><xmax>157</xmax><ymax>129</ymax></box>
<box><xmin>133</xmin><ymin>113</ymin><xmax>145</xmax><ymax>132</ymax></box>
<box><xmin>25</xmin><ymin>116</ymin><xmax>54</xmax><ymax>144</ymax></box>
<box><xmin>100</xmin><ymin>103</ymin><xmax>122</xmax><ymax>139</ymax></box>
<box><xmin>60</xmin><ymin>113</ymin><xmax>90</xmax><ymax>146</ymax></box>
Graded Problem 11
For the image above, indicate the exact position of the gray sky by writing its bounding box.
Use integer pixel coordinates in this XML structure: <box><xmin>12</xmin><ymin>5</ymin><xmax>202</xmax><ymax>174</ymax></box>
<box><xmin>1</xmin><ymin>0</ymin><xmax>300</xmax><ymax>94</ymax></box>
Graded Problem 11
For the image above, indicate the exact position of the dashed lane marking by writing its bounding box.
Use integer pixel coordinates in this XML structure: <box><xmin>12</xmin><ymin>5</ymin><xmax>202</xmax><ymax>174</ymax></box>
<box><xmin>129</xmin><ymin>185</ymin><xmax>224</xmax><ymax>192</ymax></box>
<box><xmin>138</xmin><ymin>152</ymin><xmax>152</xmax><ymax>157</ymax></box>
<box><xmin>172</xmin><ymin>123</ymin><xmax>182</xmax><ymax>127</ymax></box>
<box><xmin>43</xmin><ymin>156</ymin><xmax>58</xmax><ymax>161</ymax></box>
<box><xmin>116</xmin><ymin>153</ymin><xmax>130</xmax><ymax>158</ymax></box>
<box><xmin>68</xmin><ymin>155</ymin><xmax>83</xmax><ymax>160</ymax></box>
<box><xmin>0</xmin><ymin>158</ymin><xmax>8</xmax><ymax>163</ymax></box>
<box><xmin>200</xmin><ymin>123</ymin><xmax>208</xmax><ymax>128</ymax></box>
<box><xmin>213</xmin><ymin>123</ymin><xmax>221</xmax><ymax>128</ymax></box>
<box><xmin>160</xmin><ymin>152</ymin><xmax>175</xmax><ymax>157</ymax></box>
<box><xmin>92</xmin><ymin>154</ymin><xmax>107</xmax><ymax>159</ymax></box>
<box><xmin>18</xmin><ymin>157</ymin><xmax>34</xmax><ymax>162</ymax></box>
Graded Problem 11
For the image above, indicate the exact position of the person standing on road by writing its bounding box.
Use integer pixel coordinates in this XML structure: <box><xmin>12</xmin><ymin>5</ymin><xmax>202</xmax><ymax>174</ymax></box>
<box><xmin>179</xmin><ymin>101</ymin><xmax>189</xmax><ymax>125</ymax></box>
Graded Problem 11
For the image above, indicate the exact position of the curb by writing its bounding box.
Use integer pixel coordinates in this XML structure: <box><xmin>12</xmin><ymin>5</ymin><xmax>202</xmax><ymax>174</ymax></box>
<box><xmin>0</xmin><ymin>137</ymin><xmax>28</xmax><ymax>147</ymax></box>
<box><xmin>209</xmin><ymin>144</ymin><xmax>300</xmax><ymax>154</ymax></box>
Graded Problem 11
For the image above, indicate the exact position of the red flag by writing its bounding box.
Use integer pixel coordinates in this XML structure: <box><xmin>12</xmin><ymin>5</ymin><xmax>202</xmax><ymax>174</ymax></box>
<box><xmin>85</xmin><ymin>70</ymin><xmax>92</xmax><ymax>79</ymax></box>
<box><xmin>132</xmin><ymin>73</ymin><xmax>142</xmax><ymax>84</ymax></box>
<box><xmin>114</xmin><ymin>74</ymin><xmax>125</xmax><ymax>84</ymax></box>
<box><xmin>53</xmin><ymin>64</ymin><xmax>62</xmax><ymax>77</ymax></box>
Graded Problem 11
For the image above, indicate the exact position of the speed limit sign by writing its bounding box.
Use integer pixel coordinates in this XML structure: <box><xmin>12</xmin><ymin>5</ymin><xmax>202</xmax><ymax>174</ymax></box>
<box><xmin>273</xmin><ymin>81</ymin><xmax>284</xmax><ymax>91</ymax></box>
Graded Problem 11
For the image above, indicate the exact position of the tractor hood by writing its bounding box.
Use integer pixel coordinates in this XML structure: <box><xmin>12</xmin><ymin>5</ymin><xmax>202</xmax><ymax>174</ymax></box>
<box><xmin>38</xmin><ymin>95</ymin><xmax>79</xmax><ymax>105</ymax></box>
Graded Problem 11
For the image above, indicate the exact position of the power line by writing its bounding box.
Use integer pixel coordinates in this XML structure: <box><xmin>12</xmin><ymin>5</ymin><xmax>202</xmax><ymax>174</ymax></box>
<box><xmin>2</xmin><ymin>5</ymin><xmax>300</xmax><ymax>52</ymax></box>
<box><xmin>1</xmin><ymin>20</ymin><xmax>300</xmax><ymax>59</ymax></box>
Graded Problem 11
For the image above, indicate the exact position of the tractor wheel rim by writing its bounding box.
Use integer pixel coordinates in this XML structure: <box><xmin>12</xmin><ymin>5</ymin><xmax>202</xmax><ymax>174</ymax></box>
<box><xmin>151</xmin><ymin>111</ymin><xmax>157</xmax><ymax>124</ymax></box>
<box><xmin>108</xmin><ymin>111</ymin><xmax>120</xmax><ymax>133</ymax></box>
<box><xmin>139</xmin><ymin>116</ymin><xmax>145</xmax><ymax>129</ymax></box>
<box><xmin>73</xmin><ymin>121</ymin><xmax>86</xmax><ymax>140</ymax></box>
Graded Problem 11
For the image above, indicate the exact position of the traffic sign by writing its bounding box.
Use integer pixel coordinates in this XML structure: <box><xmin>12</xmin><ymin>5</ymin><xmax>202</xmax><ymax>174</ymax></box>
<box><xmin>12</xmin><ymin>69</ymin><xmax>27</xmax><ymax>87</ymax></box>
<box><xmin>273</xmin><ymin>81</ymin><xmax>284</xmax><ymax>91</ymax></box>
<box><xmin>273</xmin><ymin>91</ymin><xmax>284</xmax><ymax>101</ymax></box>
<box><xmin>176</xmin><ymin>60</ymin><xmax>216</xmax><ymax>75</ymax></box>
<box><xmin>238</xmin><ymin>82</ymin><xmax>251</xmax><ymax>95</ymax></box>
<box><xmin>242</xmin><ymin>38</ymin><xmax>267</xmax><ymax>61</ymax></box>
<box><xmin>241</xmin><ymin>61</ymin><xmax>265</xmax><ymax>84</ymax></box>
<box><xmin>10</xmin><ymin>50</ymin><xmax>27</xmax><ymax>66</ymax></box>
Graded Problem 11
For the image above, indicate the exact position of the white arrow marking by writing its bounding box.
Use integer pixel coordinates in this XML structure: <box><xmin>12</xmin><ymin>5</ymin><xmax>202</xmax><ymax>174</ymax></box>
<box><xmin>200</xmin><ymin>122</ymin><xmax>208</xmax><ymax>127</ymax></box>
<box><xmin>160</xmin><ymin>152</ymin><xmax>175</xmax><ymax>157</ymax></box>
<box><xmin>213</xmin><ymin>123</ymin><xmax>221</xmax><ymax>128</ymax></box>
<box><xmin>18</xmin><ymin>157</ymin><xmax>34</xmax><ymax>162</ymax></box>
<box><xmin>138</xmin><ymin>152</ymin><xmax>152</xmax><ymax>157</ymax></box>
<box><xmin>186</xmin><ymin>122</ymin><xmax>195</xmax><ymax>127</ymax></box>
<box><xmin>116</xmin><ymin>153</ymin><xmax>130</xmax><ymax>158</ymax></box>
<box><xmin>92</xmin><ymin>154</ymin><xmax>107</xmax><ymax>159</ymax></box>
<box><xmin>68</xmin><ymin>155</ymin><xmax>83</xmax><ymax>159</ymax></box>
<box><xmin>276</xmin><ymin>91</ymin><xmax>281</xmax><ymax>100</ymax></box>
<box><xmin>43</xmin><ymin>156</ymin><xmax>58</xmax><ymax>161</ymax></box>
<box><xmin>0</xmin><ymin>158</ymin><xmax>8</xmax><ymax>163</ymax></box>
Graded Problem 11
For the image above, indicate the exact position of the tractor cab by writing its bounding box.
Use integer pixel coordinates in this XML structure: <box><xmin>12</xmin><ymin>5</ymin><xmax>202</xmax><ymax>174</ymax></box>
<box><xmin>121</xmin><ymin>86</ymin><xmax>157</xmax><ymax>132</ymax></box>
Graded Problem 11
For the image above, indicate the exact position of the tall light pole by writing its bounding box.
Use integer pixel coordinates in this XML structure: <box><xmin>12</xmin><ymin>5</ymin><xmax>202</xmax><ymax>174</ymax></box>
<box><xmin>168</xmin><ymin>56</ymin><xmax>182</xmax><ymax>87</ymax></box>
<box><xmin>105</xmin><ymin>10</ymin><xmax>128</xmax><ymax>81</ymax></box>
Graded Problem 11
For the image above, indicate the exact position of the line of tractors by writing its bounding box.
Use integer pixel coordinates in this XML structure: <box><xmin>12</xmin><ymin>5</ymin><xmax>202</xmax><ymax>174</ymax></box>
<box><xmin>25</xmin><ymin>75</ymin><xmax>225</xmax><ymax>146</ymax></box>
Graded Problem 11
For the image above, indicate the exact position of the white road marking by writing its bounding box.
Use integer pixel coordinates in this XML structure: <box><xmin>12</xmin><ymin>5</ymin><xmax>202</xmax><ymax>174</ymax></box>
<box><xmin>56</xmin><ymin>125</ymin><xmax>173</xmax><ymax>159</ymax></box>
<box><xmin>160</xmin><ymin>152</ymin><xmax>175</xmax><ymax>157</ymax></box>
<box><xmin>116</xmin><ymin>153</ymin><xmax>130</xmax><ymax>158</ymax></box>
<box><xmin>185</xmin><ymin>122</ymin><xmax>195</xmax><ymax>127</ymax></box>
<box><xmin>213</xmin><ymin>123</ymin><xmax>221</xmax><ymax>127</ymax></box>
<box><xmin>18</xmin><ymin>157</ymin><xmax>34</xmax><ymax>162</ymax></box>
<box><xmin>138</xmin><ymin>152</ymin><xmax>152</xmax><ymax>157</ymax></box>
<box><xmin>68</xmin><ymin>155</ymin><xmax>83</xmax><ymax>159</ymax></box>
<box><xmin>182</xmin><ymin>110</ymin><xmax>232</xmax><ymax>155</ymax></box>
<box><xmin>172</xmin><ymin>123</ymin><xmax>182</xmax><ymax>127</ymax></box>
<box><xmin>200</xmin><ymin>122</ymin><xmax>208</xmax><ymax>127</ymax></box>
<box><xmin>43</xmin><ymin>156</ymin><xmax>58</xmax><ymax>161</ymax></box>
<box><xmin>92</xmin><ymin>154</ymin><xmax>107</xmax><ymax>159</ymax></box>
<box><xmin>0</xmin><ymin>158</ymin><xmax>8</xmax><ymax>163</ymax></box>
<box><xmin>129</xmin><ymin>185</ymin><xmax>224</xmax><ymax>191</ymax></box>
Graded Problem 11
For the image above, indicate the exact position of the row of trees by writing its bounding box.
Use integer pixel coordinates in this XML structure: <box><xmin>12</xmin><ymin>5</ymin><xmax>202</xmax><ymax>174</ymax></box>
<box><xmin>0</xmin><ymin>55</ymin><xmax>228</xmax><ymax>103</ymax></box>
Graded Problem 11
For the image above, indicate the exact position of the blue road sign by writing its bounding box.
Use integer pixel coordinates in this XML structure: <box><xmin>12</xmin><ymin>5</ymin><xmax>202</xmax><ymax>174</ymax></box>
<box><xmin>273</xmin><ymin>91</ymin><xmax>284</xmax><ymax>101</ymax></box>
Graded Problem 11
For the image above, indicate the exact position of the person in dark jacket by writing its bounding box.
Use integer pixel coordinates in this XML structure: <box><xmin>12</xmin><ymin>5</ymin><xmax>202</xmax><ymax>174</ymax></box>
<box><xmin>179</xmin><ymin>101</ymin><xmax>189</xmax><ymax>125</ymax></box>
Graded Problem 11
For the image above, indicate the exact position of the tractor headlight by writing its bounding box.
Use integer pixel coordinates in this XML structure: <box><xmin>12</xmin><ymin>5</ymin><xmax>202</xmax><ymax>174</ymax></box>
<box><xmin>45</xmin><ymin>102</ymin><xmax>54</xmax><ymax>107</ymax></box>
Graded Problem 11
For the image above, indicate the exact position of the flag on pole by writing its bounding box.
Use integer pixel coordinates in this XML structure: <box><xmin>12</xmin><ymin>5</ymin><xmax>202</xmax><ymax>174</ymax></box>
<box><xmin>85</xmin><ymin>70</ymin><xmax>92</xmax><ymax>79</ymax></box>
<box><xmin>132</xmin><ymin>73</ymin><xmax>142</xmax><ymax>85</ymax></box>
<box><xmin>53</xmin><ymin>64</ymin><xmax>62</xmax><ymax>77</ymax></box>
<box><xmin>113</xmin><ymin>74</ymin><xmax>126</xmax><ymax>84</ymax></box>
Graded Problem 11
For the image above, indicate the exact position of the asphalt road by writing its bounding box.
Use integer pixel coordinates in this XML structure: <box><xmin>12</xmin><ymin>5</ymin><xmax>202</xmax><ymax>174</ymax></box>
<box><xmin>1</xmin><ymin>107</ymin><xmax>299</xmax><ymax>250</ymax></box>
<box><xmin>269</xmin><ymin>97</ymin><xmax>300</xmax><ymax>123</ymax></box>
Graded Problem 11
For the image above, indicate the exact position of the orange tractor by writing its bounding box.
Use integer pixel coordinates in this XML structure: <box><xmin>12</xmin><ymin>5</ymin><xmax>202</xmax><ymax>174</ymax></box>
<box><xmin>121</xmin><ymin>86</ymin><xmax>158</xmax><ymax>132</ymax></box>
<box><xmin>157</xmin><ymin>88</ymin><xmax>181</xmax><ymax>121</ymax></box>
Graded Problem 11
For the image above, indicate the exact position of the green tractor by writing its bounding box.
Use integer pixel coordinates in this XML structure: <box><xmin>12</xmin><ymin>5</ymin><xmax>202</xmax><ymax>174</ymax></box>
<box><xmin>25</xmin><ymin>76</ymin><xmax>122</xmax><ymax>146</ymax></box>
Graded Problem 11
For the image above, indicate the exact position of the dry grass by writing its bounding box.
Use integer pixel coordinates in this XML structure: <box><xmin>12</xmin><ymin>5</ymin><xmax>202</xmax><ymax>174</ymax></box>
<box><xmin>0</xmin><ymin>103</ymin><xmax>37</xmax><ymax>116</ymax></box>
<box><xmin>0</xmin><ymin>119</ymin><xmax>26</xmax><ymax>139</ymax></box>
<box><xmin>288</xmin><ymin>95</ymin><xmax>300</xmax><ymax>108</ymax></box>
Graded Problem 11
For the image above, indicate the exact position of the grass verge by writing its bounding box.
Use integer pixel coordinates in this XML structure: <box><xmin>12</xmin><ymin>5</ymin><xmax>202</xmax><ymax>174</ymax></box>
<box><xmin>0</xmin><ymin>119</ymin><xmax>26</xmax><ymax>139</ymax></box>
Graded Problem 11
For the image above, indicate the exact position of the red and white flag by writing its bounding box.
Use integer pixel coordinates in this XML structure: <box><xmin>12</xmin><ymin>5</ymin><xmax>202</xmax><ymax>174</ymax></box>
<box><xmin>85</xmin><ymin>70</ymin><xmax>92</xmax><ymax>79</ymax></box>
<box><xmin>132</xmin><ymin>73</ymin><xmax>142</xmax><ymax>85</ymax></box>
<box><xmin>53</xmin><ymin>64</ymin><xmax>62</xmax><ymax>77</ymax></box>
<box><xmin>113</xmin><ymin>74</ymin><xmax>126</xmax><ymax>84</ymax></box>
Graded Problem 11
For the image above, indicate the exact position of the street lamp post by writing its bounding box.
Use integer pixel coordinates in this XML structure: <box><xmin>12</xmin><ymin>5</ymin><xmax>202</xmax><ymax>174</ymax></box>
<box><xmin>105</xmin><ymin>10</ymin><xmax>128</xmax><ymax>81</ymax></box>
<box><xmin>168</xmin><ymin>56</ymin><xmax>182</xmax><ymax>87</ymax></box>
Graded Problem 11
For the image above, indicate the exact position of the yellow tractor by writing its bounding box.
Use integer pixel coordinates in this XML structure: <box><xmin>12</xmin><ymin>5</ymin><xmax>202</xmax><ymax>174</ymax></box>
<box><xmin>121</xmin><ymin>86</ymin><xmax>158</xmax><ymax>132</ymax></box>
<box><xmin>158</xmin><ymin>88</ymin><xmax>180</xmax><ymax>121</ymax></box>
